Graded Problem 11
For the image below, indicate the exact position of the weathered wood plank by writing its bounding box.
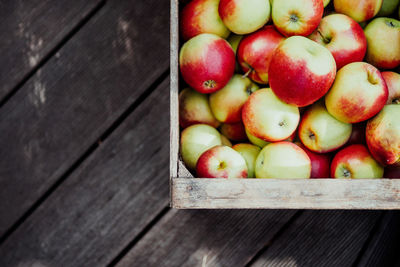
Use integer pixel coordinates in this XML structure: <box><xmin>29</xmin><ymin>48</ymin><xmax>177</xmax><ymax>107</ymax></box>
<box><xmin>0</xmin><ymin>0</ymin><xmax>103</xmax><ymax>100</ymax></box>
<box><xmin>0</xmin><ymin>78</ymin><xmax>171</xmax><ymax>267</ymax></box>
<box><xmin>0</xmin><ymin>0</ymin><xmax>169</xmax><ymax>236</ymax></box>
<box><xmin>172</xmin><ymin>178</ymin><xmax>400</xmax><ymax>209</ymax></box>
<box><xmin>250</xmin><ymin>210</ymin><xmax>382</xmax><ymax>267</ymax></box>
<box><xmin>116</xmin><ymin>209</ymin><xmax>297</xmax><ymax>267</ymax></box>
<box><xmin>357</xmin><ymin>211</ymin><xmax>400</xmax><ymax>267</ymax></box>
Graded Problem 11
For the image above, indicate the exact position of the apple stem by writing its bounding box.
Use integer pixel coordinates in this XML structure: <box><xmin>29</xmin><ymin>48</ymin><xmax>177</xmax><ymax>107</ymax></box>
<box><xmin>242</xmin><ymin>68</ymin><xmax>252</xmax><ymax>79</ymax></box>
<box><xmin>317</xmin><ymin>30</ymin><xmax>331</xmax><ymax>44</ymax></box>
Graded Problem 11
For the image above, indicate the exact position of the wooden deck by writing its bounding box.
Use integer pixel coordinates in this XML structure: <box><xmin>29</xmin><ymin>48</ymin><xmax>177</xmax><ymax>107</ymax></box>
<box><xmin>0</xmin><ymin>1</ymin><xmax>399</xmax><ymax>266</ymax></box>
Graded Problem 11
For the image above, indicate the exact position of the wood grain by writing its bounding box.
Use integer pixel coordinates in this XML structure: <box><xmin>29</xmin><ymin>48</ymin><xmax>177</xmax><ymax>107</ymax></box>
<box><xmin>172</xmin><ymin>178</ymin><xmax>400</xmax><ymax>209</ymax></box>
<box><xmin>116</xmin><ymin>209</ymin><xmax>296</xmax><ymax>267</ymax></box>
<box><xmin>0</xmin><ymin>79</ymin><xmax>171</xmax><ymax>267</ymax></box>
<box><xmin>0</xmin><ymin>0</ymin><xmax>169</xmax><ymax>236</ymax></box>
<box><xmin>0</xmin><ymin>0</ymin><xmax>102</xmax><ymax>100</ymax></box>
<box><xmin>357</xmin><ymin>211</ymin><xmax>400</xmax><ymax>267</ymax></box>
<box><xmin>250</xmin><ymin>210</ymin><xmax>382</xmax><ymax>267</ymax></box>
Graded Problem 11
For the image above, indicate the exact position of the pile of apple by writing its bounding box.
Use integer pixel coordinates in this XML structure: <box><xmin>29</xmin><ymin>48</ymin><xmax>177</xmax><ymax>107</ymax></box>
<box><xmin>178</xmin><ymin>0</ymin><xmax>400</xmax><ymax>179</ymax></box>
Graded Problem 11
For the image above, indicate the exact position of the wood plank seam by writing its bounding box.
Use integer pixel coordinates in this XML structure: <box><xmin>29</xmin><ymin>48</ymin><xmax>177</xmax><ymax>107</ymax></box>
<box><xmin>351</xmin><ymin>211</ymin><xmax>387</xmax><ymax>267</ymax></box>
<box><xmin>0</xmin><ymin>0</ymin><xmax>107</xmax><ymax>109</ymax></box>
<box><xmin>106</xmin><ymin>206</ymin><xmax>171</xmax><ymax>267</ymax></box>
<box><xmin>244</xmin><ymin>210</ymin><xmax>304</xmax><ymax>267</ymax></box>
<box><xmin>0</xmin><ymin>69</ymin><xmax>169</xmax><ymax>246</ymax></box>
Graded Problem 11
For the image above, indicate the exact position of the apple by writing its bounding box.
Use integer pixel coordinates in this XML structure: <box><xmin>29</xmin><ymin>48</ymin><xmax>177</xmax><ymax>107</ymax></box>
<box><xmin>255</xmin><ymin>142</ymin><xmax>311</xmax><ymax>178</ymax></box>
<box><xmin>333</xmin><ymin>0</ymin><xmax>383</xmax><ymax>22</ymax></box>
<box><xmin>377</xmin><ymin>0</ymin><xmax>400</xmax><ymax>16</ymax></box>
<box><xmin>180</xmin><ymin>124</ymin><xmax>222</xmax><ymax>170</ymax></box>
<box><xmin>364</xmin><ymin>17</ymin><xmax>400</xmax><ymax>69</ymax></box>
<box><xmin>237</xmin><ymin>25</ymin><xmax>285</xmax><ymax>84</ymax></box>
<box><xmin>382</xmin><ymin>72</ymin><xmax>400</xmax><ymax>105</ymax></box>
<box><xmin>346</xmin><ymin>122</ymin><xmax>367</xmax><ymax>145</ymax></box>
<box><xmin>180</xmin><ymin>33</ymin><xmax>235</xmax><ymax>94</ymax></box>
<box><xmin>384</xmin><ymin>165</ymin><xmax>400</xmax><ymax>178</ymax></box>
<box><xmin>196</xmin><ymin>145</ymin><xmax>248</xmax><ymax>178</ymax></box>
<box><xmin>296</xmin><ymin>142</ymin><xmax>331</xmax><ymax>178</ymax></box>
<box><xmin>245</xmin><ymin>128</ymin><xmax>270</xmax><ymax>148</ymax></box>
<box><xmin>323</xmin><ymin>0</ymin><xmax>331</xmax><ymax>7</ymax></box>
<box><xmin>180</xmin><ymin>0</ymin><xmax>230</xmax><ymax>41</ymax></box>
<box><xmin>272</xmin><ymin>0</ymin><xmax>323</xmax><ymax>37</ymax></box>
<box><xmin>331</xmin><ymin>144</ymin><xmax>384</xmax><ymax>178</ymax></box>
<box><xmin>209</xmin><ymin>74</ymin><xmax>259</xmax><ymax>123</ymax></box>
<box><xmin>220</xmin><ymin>122</ymin><xmax>248</xmax><ymax>142</ymax></box>
<box><xmin>299</xmin><ymin>101</ymin><xmax>352</xmax><ymax>153</ymax></box>
<box><xmin>179</xmin><ymin>88</ymin><xmax>220</xmax><ymax>128</ymax></box>
<box><xmin>308</xmin><ymin>14</ymin><xmax>367</xmax><ymax>70</ymax></box>
<box><xmin>325</xmin><ymin>62</ymin><xmax>388</xmax><ymax>123</ymax></box>
<box><xmin>242</xmin><ymin>89</ymin><xmax>300</xmax><ymax>142</ymax></box>
<box><xmin>269</xmin><ymin>36</ymin><xmax>336</xmax><ymax>107</ymax></box>
<box><xmin>218</xmin><ymin>0</ymin><xmax>271</xmax><ymax>34</ymax></box>
<box><xmin>233</xmin><ymin>143</ymin><xmax>261</xmax><ymax>177</ymax></box>
<box><xmin>220</xmin><ymin>134</ymin><xmax>232</xmax><ymax>147</ymax></box>
<box><xmin>366</xmin><ymin>104</ymin><xmax>400</xmax><ymax>165</ymax></box>
<box><xmin>227</xmin><ymin>34</ymin><xmax>243</xmax><ymax>71</ymax></box>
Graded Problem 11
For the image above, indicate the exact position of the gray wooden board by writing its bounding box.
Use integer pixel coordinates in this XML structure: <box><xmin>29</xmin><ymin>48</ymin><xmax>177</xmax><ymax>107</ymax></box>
<box><xmin>250</xmin><ymin>210</ymin><xmax>382</xmax><ymax>267</ymax></box>
<box><xmin>0</xmin><ymin>0</ymin><xmax>169</xmax><ymax>236</ymax></box>
<box><xmin>116</xmin><ymin>209</ymin><xmax>297</xmax><ymax>267</ymax></box>
<box><xmin>0</xmin><ymin>0</ymin><xmax>102</xmax><ymax>100</ymax></box>
<box><xmin>0</xmin><ymin>78</ymin><xmax>171</xmax><ymax>266</ymax></box>
<box><xmin>357</xmin><ymin>211</ymin><xmax>400</xmax><ymax>267</ymax></box>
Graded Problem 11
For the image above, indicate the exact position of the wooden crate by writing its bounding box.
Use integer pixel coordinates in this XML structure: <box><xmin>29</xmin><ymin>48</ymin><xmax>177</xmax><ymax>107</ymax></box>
<box><xmin>169</xmin><ymin>0</ymin><xmax>400</xmax><ymax>209</ymax></box>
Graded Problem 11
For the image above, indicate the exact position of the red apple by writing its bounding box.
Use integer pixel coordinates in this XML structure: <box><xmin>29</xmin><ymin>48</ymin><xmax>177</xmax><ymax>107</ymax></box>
<box><xmin>364</xmin><ymin>17</ymin><xmax>400</xmax><ymax>69</ymax></box>
<box><xmin>299</xmin><ymin>101</ymin><xmax>352</xmax><ymax>153</ymax></box>
<box><xmin>331</xmin><ymin>144</ymin><xmax>384</xmax><ymax>178</ymax></box>
<box><xmin>346</xmin><ymin>122</ymin><xmax>367</xmax><ymax>145</ymax></box>
<box><xmin>382</xmin><ymin>71</ymin><xmax>400</xmax><ymax>105</ymax></box>
<box><xmin>325</xmin><ymin>62</ymin><xmax>388</xmax><ymax>123</ymax></box>
<box><xmin>272</xmin><ymin>0</ymin><xmax>323</xmax><ymax>37</ymax></box>
<box><xmin>333</xmin><ymin>0</ymin><xmax>383</xmax><ymax>22</ymax></box>
<box><xmin>297</xmin><ymin>142</ymin><xmax>331</xmax><ymax>178</ymax></box>
<box><xmin>218</xmin><ymin>0</ymin><xmax>271</xmax><ymax>35</ymax></box>
<box><xmin>196</xmin><ymin>145</ymin><xmax>248</xmax><ymax>178</ymax></box>
<box><xmin>237</xmin><ymin>25</ymin><xmax>285</xmax><ymax>84</ymax></box>
<box><xmin>308</xmin><ymin>14</ymin><xmax>367</xmax><ymax>70</ymax></box>
<box><xmin>179</xmin><ymin>33</ymin><xmax>235</xmax><ymax>94</ymax></box>
<box><xmin>180</xmin><ymin>0</ymin><xmax>230</xmax><ymax>41</ymax></box>
<box><xmin>220</xmin><ymin>122</ymin><xmax>248</xmax><ymax>142</ymax></box>
<box><xmin>366</xmin><ymin>104</ymin><xmax>400</xmax><ymax>165</ymax></box>
<box><xmin>242</xmin><ymin>89</ymin><xmax>300</xmax><ymax>142</ymax></box>
<box><xmin>179</xmin><ymin>88</ymin><xmax>220</xmax><ymax>128</ymax></box>
<box><xmin>269</xmin><ymin>36</ymin><xmax>336</xmax><ymax>107</ymax></box>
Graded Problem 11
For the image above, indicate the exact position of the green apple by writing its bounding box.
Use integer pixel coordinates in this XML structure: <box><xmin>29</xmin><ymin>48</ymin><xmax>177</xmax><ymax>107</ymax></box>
<box><xmin>323</xmin><ymin>0</ymin><xmax>331</xmax><ymax>7</ymax></box>
<box><xmin>180</xmin><ymin>124</ymin><xmax>222</xmax><ymax>170</ymax></box>
<box><xmin>220</xmin><ymin>134</ymin><xmax>233</xmax><ymax>147</ymax></box>
<box><xmin>242</xmin><ymin>89</ymin><xmax>300</xmax><ymax>142</ymax></box>
<box><xmin>331</xmin><ymin>144</ymin><xmax>384</xmax><ymax>178</ymax></box>
<box><xmin>255</xmin><ymin>142</ymin><xmax>311</xmax><ymax>178</ymax></box>
<box><xmin>245</xmin><ymin>128</ymin><xmax>270</xmax><ymax>148</ymax></box>
<box><xmin>364</xmin><ymin>17</ymin><xmax>400</xmax><ymax>69</ymax></box>
<box><xmin>219</xmin><ymin>0</ymin><xmax>271</xmax><ymax>34</ymax></box>
<box><xmin>233</xmin><ymin>143</ymin><xmax>261</xmax><ymax>177</ymax></box>
<box><xmin>179</xmin><ymin>88</ymin><xmax>220</xmax><ymax>128</ymax></box>
<box><xmin>227</xmin><ymin>34</ymin><xmax>243</xmax><ymax>71</ymax></box>
<box><xmin>299</xmin><ymin>101</ymin><xmax>352</xmax><ymax>153</ymax></box>
<box><xmin>377</xmin><ymin>0</ymin><xmax>400</xmax><ymax>16</ymax></box>
<box><xmin>210</xmin><ymin>74</ymin><xmax>259</xmax><ymax>123</ymax></box>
